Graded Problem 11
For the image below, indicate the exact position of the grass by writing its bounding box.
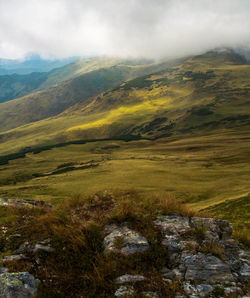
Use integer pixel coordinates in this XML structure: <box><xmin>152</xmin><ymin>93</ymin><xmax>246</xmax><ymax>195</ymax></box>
<box><xmin>0</xmin><ymin>190</ymin><xmax>194</xmax><ymax>297</ymax></box>
<box><xmin>0</xmin><ymin>129</ymin><xmax>249</xmax><ymax>234</ymax></box>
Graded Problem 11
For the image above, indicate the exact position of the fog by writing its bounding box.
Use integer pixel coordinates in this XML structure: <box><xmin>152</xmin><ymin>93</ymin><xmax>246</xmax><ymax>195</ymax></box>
<box><xmin>0</xmin><ymin>0</ymin><xmax>249</xmax><ymax>60</ymax></box>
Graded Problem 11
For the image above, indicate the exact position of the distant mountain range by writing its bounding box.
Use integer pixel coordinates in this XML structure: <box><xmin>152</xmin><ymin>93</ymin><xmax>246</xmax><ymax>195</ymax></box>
<box><xmin>0</xmin><ymin>54</ymin><xmax>79</xmax><ymax>75</ymax></box>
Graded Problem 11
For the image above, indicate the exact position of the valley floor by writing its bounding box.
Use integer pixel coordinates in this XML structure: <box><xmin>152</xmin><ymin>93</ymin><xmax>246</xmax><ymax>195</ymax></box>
<box><xmin>0</xmin><ymin>129</ymin><xmax>249</xmax><ymax>232</ymax></box>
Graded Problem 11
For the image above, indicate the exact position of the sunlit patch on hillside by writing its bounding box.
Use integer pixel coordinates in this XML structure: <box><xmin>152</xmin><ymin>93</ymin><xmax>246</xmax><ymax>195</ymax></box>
<box><xmin>67</xmin><ymin>97</ymin><xmax>172</xmax><ymax>131</ymax></box>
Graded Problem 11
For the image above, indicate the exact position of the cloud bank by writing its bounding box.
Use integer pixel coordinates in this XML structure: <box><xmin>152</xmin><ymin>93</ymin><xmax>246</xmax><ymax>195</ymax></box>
<box><xmin>0</xmin><ymin>0</ymin><xmax>250</xmax><ymax>59</ymax></box>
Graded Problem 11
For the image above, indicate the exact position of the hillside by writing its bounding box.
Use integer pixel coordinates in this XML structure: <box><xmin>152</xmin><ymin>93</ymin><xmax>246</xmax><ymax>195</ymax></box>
<box><xmin>0</xmin><ymin>58</ymin><xmax>182</xmax><ymax>133</ymax></box>
<box><xmin>0</xmin><ymin>50</ymin><xmax>249</xmax><ymax>153</ymax></box>
<box><xmin>0</xmin><ymin>55</ymin><xmax>78</xmax><ymax>75</ymax></box>
<box><xmin>0</xmin><ymin>57</ymin><xmax>123</xmax><ymax>103</ymax></box>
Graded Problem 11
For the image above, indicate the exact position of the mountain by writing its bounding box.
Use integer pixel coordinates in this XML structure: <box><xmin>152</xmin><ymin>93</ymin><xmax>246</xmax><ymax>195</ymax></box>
<box><xmin>0</xmin><ymin>54</ymin><xmax>78</xmax><ymax>75</ymax></box>
<box><xmin>0</xmin><ymin>58</ymin><xmax>182</xmax><ymax>133</ymax></box>
<box><xmin>0</xmin><ymin>49</ymin><xmax>248</xmax><ymax>154</ymax></box>
<box><xmin>0</xmin><ymin>57</ymin><xmax>123</xmax><ymax>103</ymax></box>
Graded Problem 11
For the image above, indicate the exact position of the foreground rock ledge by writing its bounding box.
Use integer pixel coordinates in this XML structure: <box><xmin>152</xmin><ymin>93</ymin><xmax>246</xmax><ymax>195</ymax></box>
<box><xmin>105</xmin><ymin>215</ymin><xmax>250</xmax><ymax>297</ymax></box>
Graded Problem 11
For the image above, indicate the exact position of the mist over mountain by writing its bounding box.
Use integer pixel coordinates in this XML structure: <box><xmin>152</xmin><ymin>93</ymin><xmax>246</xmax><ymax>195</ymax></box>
<box><xmin>0</xmin><ymin>54</ymin><xmax>79</xmax><ymax>75</ymax></box>
<box><xmin>0</xmin><ymin>0</ymin><xmax>250</xmax><ymax>60</ymax></box>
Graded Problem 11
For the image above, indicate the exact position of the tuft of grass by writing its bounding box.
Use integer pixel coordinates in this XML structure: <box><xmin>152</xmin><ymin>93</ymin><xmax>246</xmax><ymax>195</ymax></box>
<box><xmin>200</xmin><ymin>240</ymin><xmax>225</xmax><ymax>260</ymax></box>
<box><xmin>233</xmin><ymin>227</ymin><xmax>250</xmax><ymax>249</ymax></box>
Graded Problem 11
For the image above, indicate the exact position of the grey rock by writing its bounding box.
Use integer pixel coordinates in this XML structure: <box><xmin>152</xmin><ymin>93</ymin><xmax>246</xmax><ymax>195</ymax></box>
<box><xmin>190</xmin><ymin>217</ymin><xmax>232</xmax><ymax>240</ymax></box>
<box><xmin>240</xmin><ymin>262</ymin><xmax>250</xmax><ymax>277</ymax></box>
<box><xmin>183</xmin><ymin>282</ymin><xmax>199</xmax><ymax>296</ymax></box>
<box><xmin>0</xmin><ymin>268</ymin><xmax>8</xmax><ymax>274</ymax></box>
<box><xmin>224</xmin><ymin>286</ymin><xmax>242</xmax><ymax>295</ymax></box>
<box><xmin>115</xmin><ymin>274</ymin><xmax>147</xmax><ymax>284</ymax></box>
<box><xmin>16</xmin><ymin>239</ymin><xmax>54</xmax><ymax>255</ymax></box>
<box><xmin>154</xmin><ymin>215</ymin><xmax>190</xmax><ymax>236</ymax></box>
<box><xmin>0</xmin><ymin>272</ymin><xmax>40</xmax><ymax>298</ymax></box>
<box><xmin>104</xmin><ymin>224</ymin><xmax>149</xmax><ymax>255</ymax></box>
<box><xmin>196</xmin><ymin>284</ymin><xmax>213</xmax><ymax>297</ymax></box>
<box><xmin>2</xmin><ymin>254</ymin><xmax>26</xmax><ymax>262</ymax></box>
<box><xmin>115</xmin><ymin>285</ymin><xmax>134</xmax><ymax>297</ymax></box>
<box><xmin>182</xmin><ymin>253</ymin><xmax>234</xmax><ymax>284</ymax></box>
<box><xmin>33</xmin><ymin>239</ymin><xmax>54</xmax><ymax>254</ymax></box>
<box><xmin>154</xmin><ymin>215</ymin><xmax>190</xmax><ymax>254</ymax></box>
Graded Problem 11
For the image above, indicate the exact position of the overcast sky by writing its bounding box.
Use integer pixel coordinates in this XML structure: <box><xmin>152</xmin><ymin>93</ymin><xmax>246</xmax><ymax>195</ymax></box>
<box><xmin>0</xmin><ymin>0</ymin><xmax>249</xmax><ymax>60</ymax></box>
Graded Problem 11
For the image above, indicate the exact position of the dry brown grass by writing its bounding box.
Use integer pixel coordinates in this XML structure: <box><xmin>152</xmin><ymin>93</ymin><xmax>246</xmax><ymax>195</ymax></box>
<box><xmin>233</xmin><ymin>227</ymin><xmax>250</xmax><ymax>249</ymax></box>
<box><xmin>0</xmin><ymin>190</ymin><xmax>202</xmax><ymax>297</ymax></box>
<box><xmin>200</xmin><ymin>240</ymin><xmax>225</xmax><ymax>260</ymax></box>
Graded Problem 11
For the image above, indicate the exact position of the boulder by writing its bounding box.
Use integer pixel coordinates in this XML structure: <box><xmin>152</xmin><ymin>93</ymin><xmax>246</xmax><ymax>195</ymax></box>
<box><xmin>0</xmin><ymin>272</ymin><xmax>40</xmax><ymax>298</ymax></box>
<box><xmin>104</xmin><ymin>224</ymin><xmax>149</xmax><ymax>255</ymax></box>
<box><xmin>181</xmin><ymin>252</ymin><xmax>234</xmax><ymax>284</ymax></box>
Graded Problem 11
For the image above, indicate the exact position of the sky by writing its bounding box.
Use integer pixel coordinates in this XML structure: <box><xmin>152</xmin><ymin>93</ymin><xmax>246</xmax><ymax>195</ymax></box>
<box><xmin>0</xmin><ymin>0</ymin><xmax>250</xmax><ymax>60</ymax></box>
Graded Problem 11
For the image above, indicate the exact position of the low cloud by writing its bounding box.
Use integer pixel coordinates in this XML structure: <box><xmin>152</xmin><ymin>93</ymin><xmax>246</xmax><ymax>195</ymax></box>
<box><xmin>0</xmin><ymin>0</ymin><xmax>249</xmax><ymax>59</ymax></box>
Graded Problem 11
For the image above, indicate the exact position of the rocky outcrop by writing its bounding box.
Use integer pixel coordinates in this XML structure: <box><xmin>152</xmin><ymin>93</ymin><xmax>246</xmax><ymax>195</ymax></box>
<box><xmin>0</xmin><ymin>198</ymin><xmax>52</xmax><ymax>209</ymax></box>
<box><xmin>0</xmin><ymin>270</ymin><xmax>40</xmax><ymax>298</ymax></box>
<box><xmin>104</xmin><ymin>224</ymin><xmax>149</xmax><ymax>255</ymax></box>
<box><xmin>107</xmin><ymin>215</ymin><xmax>250</xmax><ymax>297</ymax></box>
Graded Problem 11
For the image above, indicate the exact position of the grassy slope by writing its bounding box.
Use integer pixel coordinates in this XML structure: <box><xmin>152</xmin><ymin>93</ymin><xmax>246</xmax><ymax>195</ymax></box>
<box><xmin>0</xmin><ymin>58</ymin><xmax>181</xmax><ymax>134</ymax></box>
<box><xmin>0</xmin><ymin>130</ymin><xmax>249</xmax><ymax>231</ymax></box>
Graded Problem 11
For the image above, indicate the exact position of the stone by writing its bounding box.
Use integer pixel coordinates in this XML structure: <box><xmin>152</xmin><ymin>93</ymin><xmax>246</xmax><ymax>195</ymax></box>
<box><xmin>2</xmin><ymin>254</ymin><xmax>26</xmax><ymax>262</ymax></box>
<box><xmin>196</xmin><ymin>284</ymin><xmax>213</xmax><ymax>297</ymax></box>
<box><xmin>182</xmin><ymin>253</ymin><xmax>234</xmax><ymax>284</ymax></box>
<box><xmin>154</xmin><ymin>215</ymin><xmax>190</xmax><ymax>236</ymax></box>
<box><xmin>154</xmin><ymin>215</ymin><xmax>190</xmax><ymax>254</ymax></box>
<box><xmin>16</xmin><ymin>239</ymin><xmax>54</xmax><ymax>255</ymax></box>
<box><xmin>115</xmin><ymin>274</ymin><xmax>147</xmax><ymax>284</ymax></box>
<box><xmin>33</xmin><ymin>239</ymin><xmax>54</xmax><ymax>254</ymax></box>
<box><xmin>0</xmin><ymin>272</ymin><xmax>40</xmax><ymax>298</ymax></box>
<box><xmin>0</xmin><ymin>268</ymin><xmax>8</xmax><ymax>274</ymax></box>
<box><xmin>104</xmin><ymin>224</ymin><xmax>149</xmax><ymax>255</ymax></box>
<box><xmin>115</xmin><ymin>285</ymin><xmax>134</xmax><ymax>297</ymax></box>
<box><xmin>183</xmin><ymin>282</ymin><xmax>199</xmax><ymax>297</ymax></box>
<box><xmin>190</xmin><ymin>217</ymin><xmax>232</xmax><ymax>240</ymax></box>
<box><xmin>224</xmin><ymin>286</ymin><xmax>242</xmax><ymax>295</ymax></box>
<box><xmin>240</xmin><ymin>262</ymin><xmax>250</xmax><ymax>277</ymax></box>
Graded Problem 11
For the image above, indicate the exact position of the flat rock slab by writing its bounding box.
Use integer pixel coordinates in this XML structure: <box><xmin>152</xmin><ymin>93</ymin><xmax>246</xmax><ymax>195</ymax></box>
<box><xmin>182</xmin><ymin>252</ymin><xmax>234</xmax><ymax>284</ymax></box>
<box><xmin>154</xmin><ymin>215</ymin><xmax>190</xmax><ymax>236</ymax></box>
<box><xmin>104</xmin><ymin>224</ymin><xmax>149</xmax><ymax>255</ymax></box>
<box><xmin>0</xmin><ymin>272</ymin><xmax>40</xmax><ymax>298</ymax></box>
